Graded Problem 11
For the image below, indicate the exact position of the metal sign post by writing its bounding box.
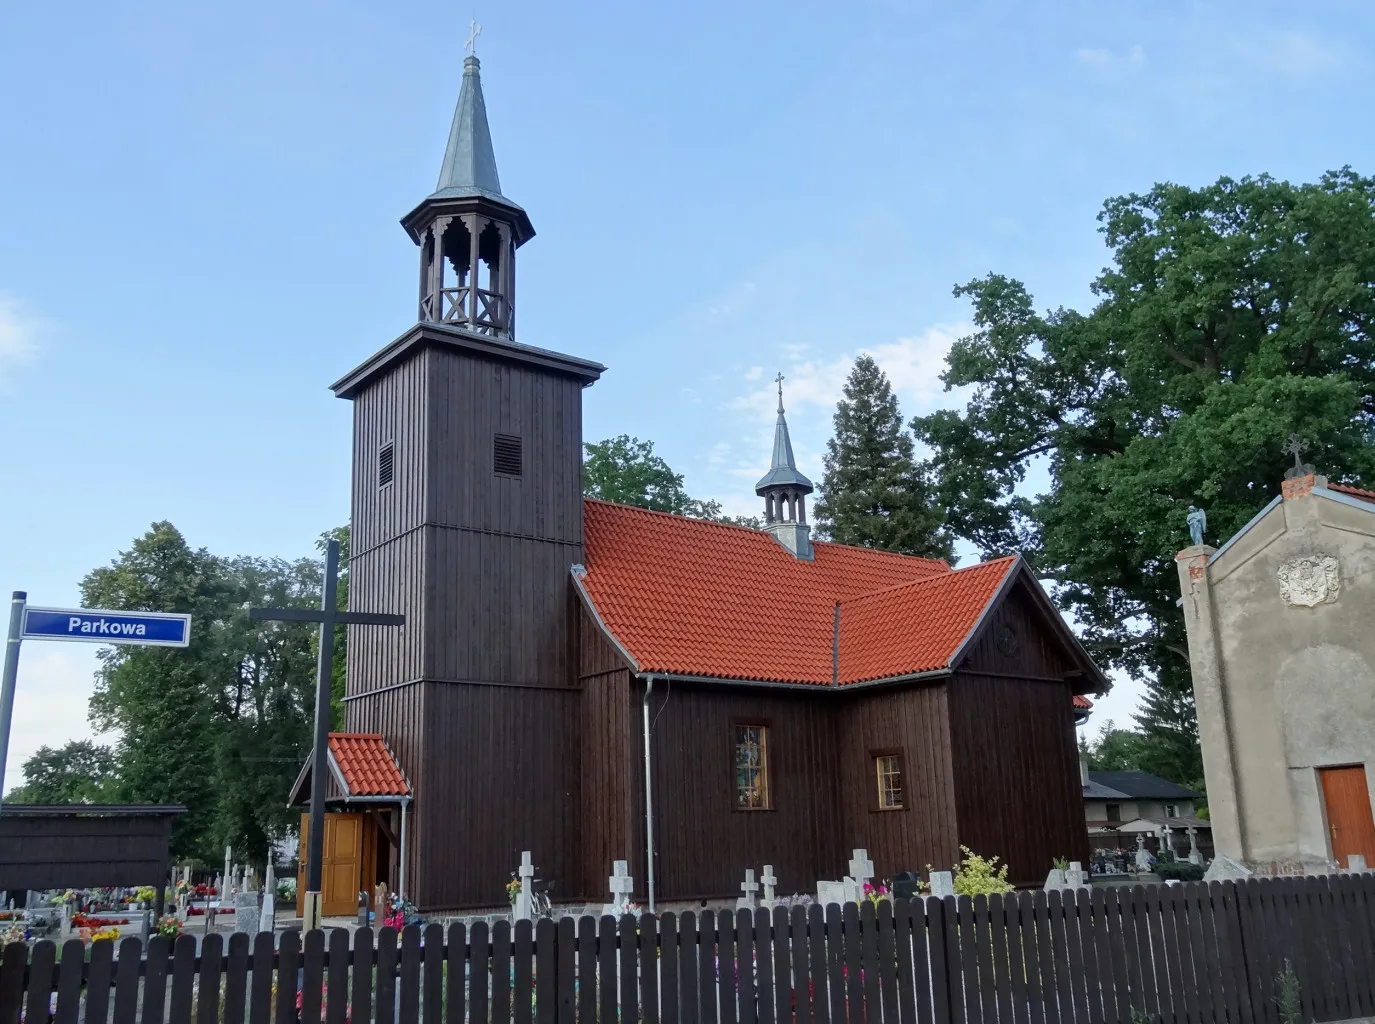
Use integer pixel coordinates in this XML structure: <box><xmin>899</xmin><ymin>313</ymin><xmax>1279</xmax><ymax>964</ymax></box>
<box><xmin>0</xmin><ymin>594</ymin><xmax>193</xmax><ymax>806</ymax></box>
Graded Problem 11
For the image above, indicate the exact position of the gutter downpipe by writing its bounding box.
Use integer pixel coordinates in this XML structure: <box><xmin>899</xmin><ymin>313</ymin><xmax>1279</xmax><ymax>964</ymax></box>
<box><xmin>643</xmin><ymin>675</ymin><xmax>657</xmax><ymax>914</ymax></box>
<box><xmin>399</xmin><ymin>797</ymin><xmax>410</xmax><ymax>900</ymax></box>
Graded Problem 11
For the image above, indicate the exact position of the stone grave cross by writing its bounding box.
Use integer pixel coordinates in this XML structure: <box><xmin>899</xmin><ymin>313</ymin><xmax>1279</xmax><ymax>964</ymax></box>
<box><xmin>846</xmin><ymin>848</ymin><xmax>874</xmax><ymax>901</ymax></box>
<box><xmin>604</xmin><ymin>860</ymin><xmax>634</xmax><ymax>918</ymax></box>
<box><xmin>1134</xmin><ymin>834</ymin><xmax>1152</xmax><ymax>872</ymax></box>
<box><xmin>513</xmin><ymin>851</ymin><xmax>535</xmax><ymax>922</ymax></box>
<box><xmin>761</xmin><ymin>865</ymin><xmax>778</xmax><ymax>908</ymax></box>
<box><xmin>1187</xmin><ymin>826</ymin><xmax>1203</xmax><ymax>866</ymax></box>
<box><xmin>737</xmin><ymin>869</ymin><xmax>760</xmax><ymax>910</ymax></box>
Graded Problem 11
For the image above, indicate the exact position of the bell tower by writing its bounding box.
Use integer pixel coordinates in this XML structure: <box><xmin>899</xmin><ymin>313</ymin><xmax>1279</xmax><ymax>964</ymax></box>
<box><xmin>756</xmin><ymin>374</ymin><xmax>815</xmax><ymax>560</ymax></box>
<box><xmin>331</xmin><ymin>44</ymin><xmax>604</xmax><ymax>912</ymax></box>
<box><xmin>400</xmin><ymin>55</ymin><xmax>534</xmax><ymax>338</ymax></box>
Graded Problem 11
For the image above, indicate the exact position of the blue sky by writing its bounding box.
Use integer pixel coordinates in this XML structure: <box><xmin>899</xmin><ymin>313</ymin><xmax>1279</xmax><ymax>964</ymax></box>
<box><xmin>1</xmin><ymin>0</ymin><xmax>1370</xmax><ymax>786</ymax></box>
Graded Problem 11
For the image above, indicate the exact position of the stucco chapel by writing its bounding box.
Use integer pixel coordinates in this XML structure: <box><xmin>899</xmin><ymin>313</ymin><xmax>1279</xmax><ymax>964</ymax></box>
<box><xmin>1177</xmin><ymin>463</ymin><xmax>1375</xmax><ymax>875</ymax></box>
<box><xmin>291</xmin><ymin>55</ymin><xmax>1109</xmax><ymax>914</ymax></box>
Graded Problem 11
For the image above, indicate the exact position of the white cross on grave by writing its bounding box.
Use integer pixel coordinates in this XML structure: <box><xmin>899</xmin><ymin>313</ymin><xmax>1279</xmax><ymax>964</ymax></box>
<box><xmin>737</xmin><ymin>869</ymin><xmax>760</xmax><ymax>910</ymax></box>
<box><xmin>603</xmin><ymin>859</ymin><xmax>634</xmax><ymax>918</ymax></box>
<box><xmin>761</xmin><ymin>865</ymin><xmax>778</xmax><ymax>908</ymax></box>
<box><xmin>848</xmin><ymin>849</ymin><xmax>874</xmax><ymax>890</ymax></box>
<box><xmin>513</xmin><ymin>851</ymin><xmax>535</xmax><ymax>922</ymax></box>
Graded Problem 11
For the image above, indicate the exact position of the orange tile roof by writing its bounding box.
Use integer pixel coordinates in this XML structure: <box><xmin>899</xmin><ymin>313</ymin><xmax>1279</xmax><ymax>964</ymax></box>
<box><xmin>837</xmin><ymin>558</ymin><xmax>1018</xmax><ymax>684</ymax></box>
<box><xmin>1331</xmin><ymin>482</ymin><xmax>1375</xmax><ymax>504</ymax></box>
<box><xmin>580</xmin><ymin>499</ymin><xmax>1018</xmax><ymax>686</ymax></box>
<box><xmin>328</xmin><ymin>733</ymin><xmax>410</xmax><ymax>797</ymax></box>
<box><xmin>1073</xmin><ymin>694</ymin><xmax>1094</xmax><ymax>710</ymax></box>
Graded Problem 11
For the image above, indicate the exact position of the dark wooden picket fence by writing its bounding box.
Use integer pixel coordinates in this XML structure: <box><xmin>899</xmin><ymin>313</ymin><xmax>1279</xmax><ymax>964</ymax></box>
<box><xmin>4</xmin><ymin>874</ymin><xmax>1375</xmax><ymax>1024</ymax></box>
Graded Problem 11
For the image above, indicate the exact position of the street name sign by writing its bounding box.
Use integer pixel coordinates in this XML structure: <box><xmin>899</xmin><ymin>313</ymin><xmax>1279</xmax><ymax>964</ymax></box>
<box><xmin>21</xmin><ymin>606</ymin><xmax>192</xmax><ymax>647</ymax></box>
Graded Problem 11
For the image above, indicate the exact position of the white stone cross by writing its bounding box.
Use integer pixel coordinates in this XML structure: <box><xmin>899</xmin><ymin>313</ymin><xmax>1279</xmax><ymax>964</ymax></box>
<box><xmin>513</xmin><ymin>851</ymin><xmax>535</xmax><ymax>921</ymax></box>
<box><xmin>465</xmin><ymin>19</ymin><xmax>482</xmax><ymax>55</ymax></box>
<box><xmin>737</xmin><ymin>869</ymin><xmax>760</xmax><ymax>910</ymax></box>
<box><xmin>604</xmin><ymin>859</ymin><xmax>634</xmax><ymax>917</ymax></box>
<box><xmin>761</xmin><ymin>865</ymin><xmax>778</xmax><ymax>907</ymax></box>
<box><xmin>848</xmin><ymin>849</ymin><xmax>874</xmax><ymax>890</ymax></box>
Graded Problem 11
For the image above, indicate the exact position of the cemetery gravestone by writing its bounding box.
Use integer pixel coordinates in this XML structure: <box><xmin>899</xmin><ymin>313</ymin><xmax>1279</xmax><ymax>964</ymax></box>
<box><xmin>816</xmin><ymin>881</ymin><xmax>847</xmax><ymax>907</ymax></box>
<box><xmin>737</xmin><ymin>869</ymin><xmax>760</xmax><ymax>911</ymax></box>
<box><xmin>259</xmin><ymin>861</ymin><xmax>276</xmax><ymax>935</ymax></box>
<box><xmin>761</xmin><ymin>865</ymin><xmax>778</xmax><ymax>909</ymax></box>
<box><xmin>1187</xmin><ymin>827</ymin><xmax>1204</xmax><ymax>866</ymax></box>
<box><xmin>929</xmin><ymin>871</ymin><xmax>954</xmax><ymax>898</ymax></box>
<box><xmin>233</xmin><ymin>891</ymin><xmax>260</xmax><ymax>934</ymax></box>
<box><xmin>513</xmin><ymin>851</ymin><xmax>535</xmax><ymax>922</ymax></box>
<box><xmin>1043</xmin><ymin>868</ymin><xmax>1067</xmax><ymax>891</ymax></box>
<box><xmin>1348</xmin><ymin>854</ymin><xmax>1368</xmax><ymax>872</ymax></box>
<box><xmin>1203</xmin><ymin>855</ymin><xmax>1252</xmax><ymax>882</ymax></box>
<box><xmin>604</xmin><ymin>860</ymin><xmax>634</xmax><ymax>918</ymax></box>
<box><xmin>1134</xmin><ymin>835</ymin><xmax>1152</xmax><ymax>872</ymax></box>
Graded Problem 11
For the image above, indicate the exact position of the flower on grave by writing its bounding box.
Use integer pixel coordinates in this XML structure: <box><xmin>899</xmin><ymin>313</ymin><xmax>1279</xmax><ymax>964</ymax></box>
<box><xmin>134</xmin><ymin>886</ymin><xmax>158</xmax><ymax>905</ymax></box>
<box><xmin>506</xmin><ymin>876</ymin><xmax>521</xmax><ymax>906</ymax></box>
<box><xmin>91</xmin><ymin>927</ymin><xmax>120</xmax><ymax>943</ymax></box>
<box><xmin>860</xmin><ymin>880</ymin><xmax>890</xmax><ymax>907</ymax></box>
<box><xmin>1</xmin><ymin>923</ymin><xmax>26</xmax><ymax>945</ymax></box>
<box><xmin>775</xmin><ymin>893</ymin><xmax>812</xmax><ymax>907</ymax></box>
<box><xmin>156</xmin><ymin>915</ymin><xmax>182</xmax><ymax>938</ymax></box>
<box><xmin>175</xmin><ymin>879</ymin><xmax>190</xmax><ymax>896</ymax></box>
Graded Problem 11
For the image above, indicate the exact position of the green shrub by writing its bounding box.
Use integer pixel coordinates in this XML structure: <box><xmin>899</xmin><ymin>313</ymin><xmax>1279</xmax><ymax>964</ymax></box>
<box><xmin>1155</xmin><ymin>861</ymin><xmax>1205</xmax><ymax>882</ymax></box>
<box><xmin>952</xmin><ymin>846</ymin><xmax>1015</xmax><ymax>896</ymax></box>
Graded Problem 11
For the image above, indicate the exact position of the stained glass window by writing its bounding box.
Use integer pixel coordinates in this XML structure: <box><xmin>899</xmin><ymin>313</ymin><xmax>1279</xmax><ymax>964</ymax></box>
<box><xmin>734</xmin><ymin>725</ymin><xmax>770</xmax><ymax>809</ymax></box>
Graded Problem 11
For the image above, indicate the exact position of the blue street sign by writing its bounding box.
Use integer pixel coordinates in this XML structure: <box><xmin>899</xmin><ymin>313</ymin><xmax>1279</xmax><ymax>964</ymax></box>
<box><xmin>21</xmin><ymin>606</ymin><xmax>192</xmax><ymax>647</ymax></box>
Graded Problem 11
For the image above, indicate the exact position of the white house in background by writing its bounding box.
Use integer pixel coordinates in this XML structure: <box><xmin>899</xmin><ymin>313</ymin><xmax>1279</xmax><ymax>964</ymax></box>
<box><xmin>1083</xmin><ymin>770</ymin><xmax>1201</xmax><ymax>827</ymax></box>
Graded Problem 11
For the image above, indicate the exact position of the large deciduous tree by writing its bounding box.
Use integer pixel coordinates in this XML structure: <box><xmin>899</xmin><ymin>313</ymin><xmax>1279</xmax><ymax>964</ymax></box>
<box><xmin>814</xmin><ymin>355</ymin><xmax>953</xmax><ymax>560</ymax></box>
<box><xmin>8</xmin><ymin>741</ymin><xmax>117</xmax><ymax>804</ymax></box>
<box><xmin>584</xmin><ymin>434</ymin><xmax>761</xmax><ymax>527</ymax></box>
<box><xmin>82</xmin><ymin>522</ymin><xmax>347</xmax><ymax>861</ymax></box>
<box><xmin>914</xmin><ymin>170</ymin><xmax>1375</xmax><ymax>791</ymax></box>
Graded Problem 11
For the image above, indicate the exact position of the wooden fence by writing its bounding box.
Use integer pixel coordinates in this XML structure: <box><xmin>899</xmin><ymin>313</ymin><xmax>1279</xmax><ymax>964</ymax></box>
<box><xmin>4</xmin><ymin>875</ymin><xmax>1375</xmax><ymax>1024</ymax></box>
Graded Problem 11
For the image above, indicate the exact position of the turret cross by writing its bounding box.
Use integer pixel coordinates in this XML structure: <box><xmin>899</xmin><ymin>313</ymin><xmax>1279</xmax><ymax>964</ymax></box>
<box><xmin>466</xmin><ymin>19</ymin><xmax>482</xmax><ymax>55</ymax></box>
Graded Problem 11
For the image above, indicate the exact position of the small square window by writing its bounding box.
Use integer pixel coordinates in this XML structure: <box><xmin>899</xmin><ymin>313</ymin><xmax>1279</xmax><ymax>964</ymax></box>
<box><xmin>1165</xmin><ymin>804</ymin><xmax>1178</xmax><ymax>818</ymax></box>
<box><xmin>734</xmin><ymin>725</ymin><xmax>770</xmax><ymax>809</ymax></box>
<box><xmin>876</xmin><ymin>754</ymin><xmax>903</xmax><ymax>810</ymax></box>
<box><xmin>378</xmin><ymin>441</ymin><xmax>395</xmax><ymax>488</ymax></box>
<box><xmin>1106</xmin><ymin>803</ymin><xmax>1121</xmax><ymax>823</ymax></box>
<box><xmin>493</xmin><ymin>434</ymin><xmax>523</xmax><ymax>477</ymax></box>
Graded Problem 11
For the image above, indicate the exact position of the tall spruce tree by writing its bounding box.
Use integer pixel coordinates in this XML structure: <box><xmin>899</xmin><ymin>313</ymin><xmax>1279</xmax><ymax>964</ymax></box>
<box><xmin>814</xmin><ymin>356</ymin><xmax>953</xmax><ymax>560</ymax></box>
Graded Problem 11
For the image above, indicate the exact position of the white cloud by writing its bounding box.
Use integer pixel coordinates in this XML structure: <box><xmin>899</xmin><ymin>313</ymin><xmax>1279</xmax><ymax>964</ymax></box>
<box><xmin>3</xmin><ymin>645</ymin><xmax>107</xmax><ymax>794</ymax></box>
<box><xmin>1235</xmin><ymin>31</ymin><xmax>1341</xmax><ymax>76</ymax></box>
<box><xmin>1076</xmin><ymin>45</ymin><xmax>1145</xmax><ymax>73</ymax></box>
<box><xmin>0</xmin><ymin>294</ymin><xmax>45</xmax><ymax>379</ymax></box>
<box><xmin>732</xmin><ymin>323</ymin><xmax>972</xmax><ymax>423</ymax></box>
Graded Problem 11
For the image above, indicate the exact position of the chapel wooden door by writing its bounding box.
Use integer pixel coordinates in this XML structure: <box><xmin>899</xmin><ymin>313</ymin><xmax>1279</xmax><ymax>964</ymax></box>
<box><xmin>1319</xmin><ymin>766</ymin><xmax>1375</xmax><ymax>868</ymax></box>
<box><xmin>297</xmin><ymin>812</ymin><xmax>364</xmax><ymax>919</ymax></box>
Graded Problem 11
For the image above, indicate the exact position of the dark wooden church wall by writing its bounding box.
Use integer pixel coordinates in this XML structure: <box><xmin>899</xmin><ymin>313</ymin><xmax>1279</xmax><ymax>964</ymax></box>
<box><xmin>417</xmin><ymin>682</ymin><xmax>580</xmax><ymax>911</ymax></box>
<box><xmin>578</xmin><ymin>605</ymin><xmax>633</xmax><ymax>899</ymax></box>
<box><xmin>958</xmin><ymin>580</ymin><xmax>1078</xmax><ymax>680</ymax></box>
<box><xmin>346</xmin><ymin>681</ymin><xmax>426</xmax><ymax>898</ymax></box>
<box><xmin>644</xmin><ymin>684</ymin><xmax>843</xmax><ymax>901</ymax></box>
<box><xmin>835</xmin><ymin>684</ymin><xmax>959</xmax><ymax>880</ymax></box>
<box><xmin>423</xmin><ymin>348</ymin><xmax>585</xmax><ymax>542</ymax></box>
<box><xmin>946</xmin><ymin>672</ymin><xmax>1089</xmax><ymax>885</ymax></box>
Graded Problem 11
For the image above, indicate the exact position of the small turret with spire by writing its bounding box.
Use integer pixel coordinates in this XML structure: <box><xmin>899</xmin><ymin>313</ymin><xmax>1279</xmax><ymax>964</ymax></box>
<box><xmin>400</xmin><ymin>27</ymin><xmax>532</xmax><ymax>339</ymax></box>
<box><xmin>756</xmin><ymin>374</ymin><xmax>815</xmax><ymax>560</ymax></box>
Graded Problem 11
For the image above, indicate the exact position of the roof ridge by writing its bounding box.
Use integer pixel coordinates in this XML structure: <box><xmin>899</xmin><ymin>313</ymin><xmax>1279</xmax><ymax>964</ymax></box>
<box><xmin>810</xmin><ymin>536</ymin><xmax>950</xmax><ymax>571</ymax></box>
<box><xmin>1330</xmin><ymin>481</ymin><xmax>1375</xmax><ymax>500</ymax></box>
<box><xmin>583</xmin><ymin>497</ymin><xmax>766</xmax><ymax>534</ymax></box>
<box><xmin>839</xmin><ymin>554</ymin><xmax>1018</xmax><ymax>608</ymax></box>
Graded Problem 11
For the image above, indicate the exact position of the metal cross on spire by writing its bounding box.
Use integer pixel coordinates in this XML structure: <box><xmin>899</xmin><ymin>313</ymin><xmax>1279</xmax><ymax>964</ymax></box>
<box><xmin>775</xmin><ymin>371</ymin><xmax>785</xmax><ymax>413</ymax></box>
<box><xmin>466</xmin><ymin>18</ymin><xmax>482</xmax><ymax>55</ymax></box>
<box><xmin>1283</xmin><ymin>433</ymin><xmax>1315</xmax><ymax>479</ymax></box>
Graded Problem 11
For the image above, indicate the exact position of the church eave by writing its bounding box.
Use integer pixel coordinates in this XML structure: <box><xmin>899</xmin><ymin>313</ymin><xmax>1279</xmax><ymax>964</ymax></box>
<box><xmin>400</xmin><ymin>192</ymin><xmax>535</xmax><ymax>247</ymax></box>
<box><xmin>754</xmin><ymin>466</ymin><xmax>814</xmax><ymax>494</ymax></box>
<box><xmin>331</xmin><ymin>322</ymin><xmax>605</xmax><ymax>399</ymax></box>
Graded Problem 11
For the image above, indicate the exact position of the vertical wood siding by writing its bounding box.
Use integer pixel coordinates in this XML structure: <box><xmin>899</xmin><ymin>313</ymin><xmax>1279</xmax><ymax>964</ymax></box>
<box><xmin>947</xmin><ymin>672</ymin><xmax>1090</xmax><ymax>884</ymax></box>
<box><xmin>641</xmin><ymin>685</ymin><xmax>844</xmax><ymax>901</ymax></box>
<box><xmin>578</xmin><ymin>605</ymin><xmax>633</xmax><ymax>897</ymax></box>
<box><xmin>836</xmin><ymin>685</ymin><xmax>960</xmax><ymax>881</ymax></box>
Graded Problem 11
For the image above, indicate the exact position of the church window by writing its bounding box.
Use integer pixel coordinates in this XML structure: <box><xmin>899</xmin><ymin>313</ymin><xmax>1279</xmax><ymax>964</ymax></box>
<box><xmin>378</xmin><ymin>441</ymin><xmax>395</xmax><ymax>488</ymax></box>
<box><xmin>734</xmin><ymin>725</ymin><xmax>770</xmax><ymax>809</ymax></box>
<box><xmin>493</xmin><ymin>433</ymin><xmax>523</xmax><ymax>477</ymax></box>
<box><xmin>876</xmin><ymin>753</ymin><xmax>903</xmax><ymax>810</ymax></box>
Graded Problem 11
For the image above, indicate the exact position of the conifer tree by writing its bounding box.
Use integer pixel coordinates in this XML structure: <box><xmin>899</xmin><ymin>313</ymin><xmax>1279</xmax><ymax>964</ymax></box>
<box><xmin>814</xmin><ymin>356</ymin><xmax>953</xmax><ymax>560</ymax></box>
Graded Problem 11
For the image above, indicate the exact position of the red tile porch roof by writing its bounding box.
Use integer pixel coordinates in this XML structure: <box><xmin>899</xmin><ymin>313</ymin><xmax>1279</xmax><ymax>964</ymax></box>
<box><xmin>327</xmin><ymin>733</ymin><xmax>411</xmax><ymax>797</ymax></box>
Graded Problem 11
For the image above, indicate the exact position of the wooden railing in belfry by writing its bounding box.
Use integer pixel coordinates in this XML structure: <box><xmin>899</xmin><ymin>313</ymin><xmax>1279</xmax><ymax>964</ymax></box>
<box><xmin>3</xmin><ymin>873</ymin><xmax>1375</xmax><ymax>1024</ymax></box>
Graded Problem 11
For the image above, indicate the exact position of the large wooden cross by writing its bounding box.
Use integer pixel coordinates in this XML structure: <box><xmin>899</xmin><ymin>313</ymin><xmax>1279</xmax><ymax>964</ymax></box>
<box><xmin>250</xmin><ymin>538</ymin><xmax>403</xmax><ymax>930</ymax></box>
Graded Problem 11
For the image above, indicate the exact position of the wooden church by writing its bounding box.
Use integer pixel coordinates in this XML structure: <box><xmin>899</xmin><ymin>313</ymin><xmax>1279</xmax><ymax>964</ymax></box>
<box><xmin>292</xmin><ymin>54</ymin><xmax>1106</xmax><ymax>914</ymax></box>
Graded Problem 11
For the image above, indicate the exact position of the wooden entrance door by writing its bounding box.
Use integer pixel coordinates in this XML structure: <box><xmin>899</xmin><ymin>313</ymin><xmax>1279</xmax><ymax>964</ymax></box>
<box><xmin>297</xmin><ymin>813</ymin><xmax>364</xmax><ymax>919</ymax></box>
<box><xmin>1319</xmin><ymin>766</ymin><xmax>1375</xmax><ymax>867</ymax></box>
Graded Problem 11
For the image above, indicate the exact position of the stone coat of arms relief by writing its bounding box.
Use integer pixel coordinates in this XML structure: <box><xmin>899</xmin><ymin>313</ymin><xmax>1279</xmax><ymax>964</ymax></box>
<box><xmin>1276</xmin><ymin>554</ymin><xmax>1341</xmax><ymax>607</ymax></box>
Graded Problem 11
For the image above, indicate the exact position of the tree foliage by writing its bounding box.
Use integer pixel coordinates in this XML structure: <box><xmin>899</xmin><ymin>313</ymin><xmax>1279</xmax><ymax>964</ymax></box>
<box><xmin>1077</xmin><ymin>720</ymin><xmax>1149</xmax><ymax>773</ymax></box>
<box><xmin>81</xmin><ymin>522</ymin><xmax>346</xmax><ymax>861</ymax></box>
<box><xmin>8</xmin><ymin>740</ymin><xmax>117</xmax><ymax>804</ymax></box>
<box><xmin>583</xmin><ymin>434</ymin><xmax>761</xmax><ymax>527</ymax></box>
<box><xmin>914</xmin><ymin>170</ymin><xmax>1375</xmax><ymax>790</ymax></box>
<box><xmin>814</xmin><ymin>356</ymin><xmax>953</xmax><ymax>559</ymax></box>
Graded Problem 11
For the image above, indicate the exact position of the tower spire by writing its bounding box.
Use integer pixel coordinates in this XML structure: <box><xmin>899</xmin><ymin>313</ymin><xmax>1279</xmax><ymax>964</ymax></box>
<box><xmin>400</xmin><ymin>45</ymin><xmax>533</xmax><ymax>338</ymax></box>
<box><xmin>755</xmin><ymin>373</ymin><xmax>815</xmax><ymax>560</ymax></box>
